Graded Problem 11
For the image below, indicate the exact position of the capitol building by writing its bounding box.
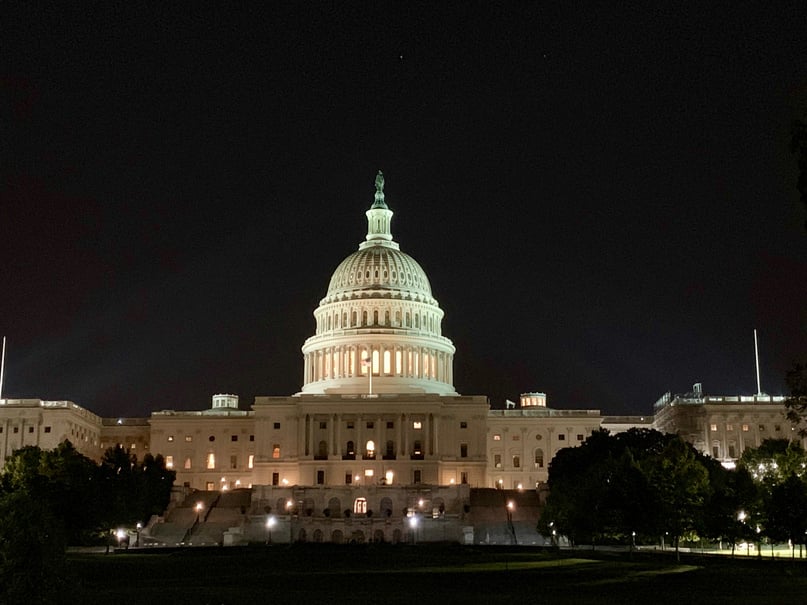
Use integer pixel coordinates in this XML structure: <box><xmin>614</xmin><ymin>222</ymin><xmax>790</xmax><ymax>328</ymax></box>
<box><xmin>0</xmin><ymin>173</ymin><xmax>793</xmax><ymax>544</ymax></box>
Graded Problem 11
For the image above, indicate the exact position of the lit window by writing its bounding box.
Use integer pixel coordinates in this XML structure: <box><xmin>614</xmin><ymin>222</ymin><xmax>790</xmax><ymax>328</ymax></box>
<box><xmin>493</xmin><ymin>434</ymin><xmax>501</xmax><ymax>441</ymax></box>
<box><xmin>364</xmin><ymin>469</ymin><xmax>374</xmax><ymax>478</ymax></box>
<box><xmin>272</xmin><ymin>444</ymin><xmax>281</xmax><ymax>459</ymax></box>
<box><xmin>742</xmin><ymin>424</ymin><xmax>749</xmax><ymax>432</ymax></box>
<box><xmin>366</xmin><ymin>440</ymin><xmax>375</xmax><ymax>457</ymax></box>
<box><xmin>165</xmin><ymin>456</ymin><xmax>174</xmax><ymax>468</ymax></box>
<box><xmin>513</xmin><ymin>455</ymin><xmax>520</xmax><ymax>468</ymax></box>
<box><xmin>168</xmin><ymin>435</ymin><xmax>174</xmax><ymax>442</ymax></box>
<box><xmin>184</xmin><ymin>457</ymin><xmax>191</xmax><ymax>469</ymax></box>
<box><xmin>131</xmin><ymin>443</ymin><xmax>137</xmax><ymax>449</ymax></box>
<box><xmin>413</xmin><ymin>421</ymin><xmax>422</xmax><ymax>430</ymax></box>
<box><xmin>726</xmin><ymin>424</ymin><xmax>734</xmax><ymax>431</ymax></box>
<box><xmin>354</xmin><ymin>498</ymin><xmax>367</xmax><ymax>514</ymax></box>
<box><xmin>206</xmin><ymin>453</ymin><xmax>215</xmax><ymax>469</ymax></box>
<box><xmin>248</xmin><ymin>455</ymin><xmax>254</xmax><ymax>469</ymax></box>
<box><xmin>710</xmin><ymin>424</ymin><xmax>718</xmax><ymax>431</ymax></box>
<box><xmin>185</xmin><ymin>435</ymin><xmax>193</xmax><ymax>442</ymax></box>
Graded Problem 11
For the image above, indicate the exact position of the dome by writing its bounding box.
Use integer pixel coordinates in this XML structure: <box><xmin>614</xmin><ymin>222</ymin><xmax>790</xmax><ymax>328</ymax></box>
<box><xmin>324</xmin><ymin>246</ymin><xmax>434</xmax><ymax>304</ymax></box>
<box><xmin>299</xmin><ymin>171</ymin><xmax>457</xmax><ymax>396</ymax></box>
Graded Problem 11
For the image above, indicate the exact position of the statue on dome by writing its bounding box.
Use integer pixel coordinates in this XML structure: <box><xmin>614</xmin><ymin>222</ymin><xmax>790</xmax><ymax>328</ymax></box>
<box><xmin>375</xmin><ymin>170</ymin><xmax>385</xmax><ymax>194</ymax></box>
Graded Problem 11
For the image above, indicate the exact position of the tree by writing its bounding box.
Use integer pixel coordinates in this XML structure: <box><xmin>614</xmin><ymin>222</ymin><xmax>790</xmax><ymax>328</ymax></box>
<box><xmin>784</xmin><ymin>362</ymin><xmax>807</xmax><ymax>436</ymax></box>
<box><xmin>0</xmin><ymin>490</ymin><xmax>73</xmax><ymax>604</ymax></box>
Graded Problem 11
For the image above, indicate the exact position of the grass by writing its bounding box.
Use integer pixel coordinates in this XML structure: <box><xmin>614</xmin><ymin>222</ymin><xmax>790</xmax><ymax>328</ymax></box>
<box><xmin>66</xmin><ymin>544</ymin><xmax>807</xmax><ymax>605</ymax></box>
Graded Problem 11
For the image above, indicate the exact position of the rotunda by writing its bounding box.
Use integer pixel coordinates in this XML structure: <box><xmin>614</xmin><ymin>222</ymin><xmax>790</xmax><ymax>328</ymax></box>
<box><xmin>300</xmin><ymin>172</ymin><xmax>457</xmax><ymax>395</ymax></box>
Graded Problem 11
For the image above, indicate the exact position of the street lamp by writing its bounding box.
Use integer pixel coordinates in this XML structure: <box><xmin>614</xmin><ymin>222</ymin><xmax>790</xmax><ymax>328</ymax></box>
<box><xmin>195</xmin><ymin>501</ymin><xmax>203</xmax><ymax>523</ymax></box>
<box><xmin>136</xmin><ymin>522</ymin><xmax>142</xmax><ymax>547</ymax></box>
<box><xmin>409</xmin><ymin>515</ymin><xmax>418</xmax><ymax>545</ymax></box>
<box><xmin>266</xmin><ymin>515</ymin><xmax>275</xmax><ymax>544</ymax></box>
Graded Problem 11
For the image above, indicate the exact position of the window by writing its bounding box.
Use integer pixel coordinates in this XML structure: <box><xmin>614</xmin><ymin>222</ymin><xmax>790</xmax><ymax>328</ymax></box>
<box><xmin>347</xmin><ymin>421</ymin><xmax>354</xmax><ymax>429</ymax></box>
<box><xmin>317</xmin><ymin>470</ymin><xmax>325</xmax><ymax>485</ymax></box>
<box><xmin>712</xmin><ymin>444</ymin><xmax>720</xmax><ymax>458</ymax></box>
<box><xmin>512</xmin><ymin>435</ymin><xmax>520</xmax><ymax>441</ymax></box>
<box><xmin>460</xmin><ymin>443</ymin><xmax>468</xmax><ymax>458</ymax></box>
<box><xmin>710</xmin><ymin>423</ymin><xmax>718</xmax><ymax>431</ymax></box>
<box><xmin>185</xmin><ymin>435</ymin><xmax>193</xmax><ymax>442</ymax></box>
<box><xmin>272</xmin><ymin>472</ymin><xmax>279</xmax><ymax>486</ymax></box>
<box><xmin>184</xmin><ymin>457</ymin><xmax>191</xmax><ymax>469</ymax></box>
<box><xmin>231</xmin><ymin>435</ymin><xmax>238</xmax><ymax>442</ymax></box>
<box><xmin>354</xmin><ymin>498</ymin><xmax>367</xmax><ymax>514</ymax></box>
<box><xmin>576</xmin><ymin>434</ymin><xmax>584</xmax><ymax>441</ymax></box>
<box><xmin>165</xmin><ymin>456</ymin><xmax>174</xmax><ymax>469</ymax></box>
<box><xmin>345</xmin><ymin>472</ymin><xmax>352</xmax><ymax>485</ymax></box>
<box><xmin>131</xmin><ymin>443</ymin><xmax>136</xmax><ymax>449</ymax></box>
<box><xmin>742</xmin><ymin>424</ymin><xmax>750</xmax><ymax>432</ymax></box>
<box><xmin>493</xmin><ymin>434</ymin><xmax>501</xmax><ymax>441</ymax></box>
<box><xmin>364</xmin><ymin>468</ymin><xmax>374</xmax><ymax>478</ymax></box>
<box><xmin>413</xmin><ymin>421</ymin><xmax>422</xmax><ymax>430</ymax></box>
<box><xmin>726</xmin><ymin>424</ymin><xmax>734</xmax><ymax>431</ymax></box>
<box><xmin>13</xmin><ymin>427</ymin><xmax>18</xmax><ymax>434</ymax></box>
<box><xmin>209</xmin><ymin>435</ymin><xmax>216</xmax><ymax>442</ymax></box>
<box><xmin>535</xmin><ymin>434</ymin><xmax>542</xmax><ymax>440</ymax></box>
<box><xmin>759</xmin><ymin>425</ymin><xmax>766</xmax><ymax>432</ymax></box>
<box><xmin>494</xmin><ymin>454</ymin><xmax>502</xmax><ymax>468</ymax></box>
<box><xmin>168</xmin><ymin>435</ymin><xmax>174</xmax><ymax>442</ymax></box>
<box><xmin>206</xmin><ymin>453</ymin><xmax>215</xmax><ymax>469</ymax></box>
<box><xmin>460</xmin><ymin>471</ymin><xmax>468</xmax><ymax>484</ymax></box>
<box><xmin>513</xmin><ymin>455</ymin><xmax>520</xmax><ymax>468</ymax></box>
<box><xmin>775</xmin><ymin>425</ymin><xmax>782</xmax><ymax>432</ymax></box>
<box><xmin>248</xmin><ymin>454</ymin><xmax>254</xmax><ymax>469</ymax></box>
<box><xmin>413</xmin><ymin>441</ymin><xmax>422</xmax><ymax>456</ymax></box>
<box><xmin>460</xmin><ymin>421</ymin><xmax>467</xmax><ymax>429</ymax></box>
<box><xmin>44</xmin><ymin>426</ymin><xmax>51</xmax><ymax>433</ymax></box>
<box><xmin>534</xmin><ymin>449</ymin><xmax>544</xmax><ymax>468</ymax></box>
<box><xmin>272</xmin><ymin>444</ymin><xmax>281</xmax><ymax>459</ymax></box>
<box><xmin>366</xmin><ymin>421</ymin><xmax>374</xmax><ymax>429</ymax></box>
<box><xmin>230</xmin><ymin>455</ymin><xmax>237</xmax><ymax>470</ymax></box>
<box><xmin>386</xmin><ymin>421</ymin><xmax>394</xmax><ymax>429</ymax></box>
<box><xmin>557</xmin><ymin>434</ymin><xmax>565</xmax><ymax>441</ymax></box>
<box><xmin>728</xmin><ymin>444</ymin><xmax>737</xmax><ymax>458</ymax></box>
<box><xmin>28</xmin><ymin>426</ymin><xmax>34</xmax><ymax>433</ymax></box>
<box><xmin>319</xmin><ymin>421</ymin><xmax>327</xmax><ymax>429</ymax></box>
<box><xmin>249</xmin><ymin>435</ymin><xmax>255</xmax><ymax>441</ymax></box>
<box><xmin>413</xmin><ymin>470</ymin><xmax>422</xmax><ymax>484</ymax></box>
<box><xmin>366</xmin><ymin>440</ymin><xmax>375</xmax><ymax>458</ymax></box>
<box><xmin>273</xmin><ymin>422</ymin><xmax>281</xmax><ymax>430</ymax></box>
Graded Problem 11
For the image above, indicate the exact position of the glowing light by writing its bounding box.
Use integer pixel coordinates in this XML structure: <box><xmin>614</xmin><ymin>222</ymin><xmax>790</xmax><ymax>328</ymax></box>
<box><xmin>418</xmin><ymin>499</ymin><xmax>424</xmax><ymax>508</ymax></box>
<box><xmin>409</xmin><ymin>516</ymin><xmax>418</xmax><ymax>528</ymax></box>
<box><xmin>285</xmin><ymin>499</ymin><xmax>293</xmax><ymax>510</ymax></box>
<box><xmin>195</xmin><ymin>502</ymin><xmax>203</xmax><ymax>513</ymax></box>
<box><xmin>385</xmin><ymin>470</ymin><xmax>394</xmax><ymax>485</ymax></box>
<box><xmin>116</xmin><ymin>528</ymin><xmax>126</xmax><ymax>540</ymax></box>
<box><xmin>281</xmin><ymin>478</ymin><xmax>289</xmax><ymax>485</ymax></box>
<box><xmin>507</xmin><ymin>500</ymin><xmax>515</xmax><ymax>511</ymax></box>
<box><xmin>266</xmin><ymin>516</ymin><xmax>276</xmax><ymax>528</ymax></box>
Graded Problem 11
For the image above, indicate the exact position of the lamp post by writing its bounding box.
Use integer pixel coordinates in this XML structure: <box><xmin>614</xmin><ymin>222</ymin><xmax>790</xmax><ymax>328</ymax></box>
<box><xmin>195</xmin><ymin>501</ymin><xmax>203</xmax><ymax>523</ymax></box>
<box><xmin>409</xmin><ymin>515</ymin><xmax>418</xmax><ymax>545</ymax></box>
<box><xmin>136</xmin><ymin>522</ymin><xmax>142</xmax><ymax>547</ymax></box>
<box><xmin>266</xmin><ymin>515</ymin><xmax>275</xmax><ymax>545</ymax></box>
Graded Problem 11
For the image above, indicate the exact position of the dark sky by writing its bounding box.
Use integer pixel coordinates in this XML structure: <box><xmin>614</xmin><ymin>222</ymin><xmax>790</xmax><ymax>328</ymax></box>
<box><xmin>2</xmin><ymin>3</ymin><xmax>806</xmax><ymax>418</ymax></box>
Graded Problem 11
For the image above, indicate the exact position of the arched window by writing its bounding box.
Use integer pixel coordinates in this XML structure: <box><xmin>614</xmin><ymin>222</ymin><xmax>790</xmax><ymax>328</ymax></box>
<box><xmin>366</xmin><ymin>440</ymin><xmax>375</xmax><ymax>458</ymax></box>
<box><xmin>272</xmin><ymin>444</ymin><xmax>281</xmax><ymax>459</ymax></box>
<box><xmin>383</xmin><ymin>350</ymin><xmax>391</xmax><ymax>374</ymax></box>
<box><xmin>384</xmin><ymin>310</ymin><xmax>390</xmax><ymax>325</ymax></box>
<box><xmin>405</xmin><ymin>312</ymin><xmax>411</xmax><ymax>327</ymax></box>
<box><xmin>373</xmin><ymin>310</ymin><xmax>379</xmax><ymax>325</ymax></box>
<box><xmin>351</xmin><ymin>311</ymin><xmax>357</xmax><ymax>326</ymax></box>
<box><xmin>354</xmin><ymin>498</ymin><xmax>367</xmax><ymax>514</ymax></box>
<box><xmin>317</xmin><ymin>440</ymin><xmax>328</xmax><ymax>458</ymax></box>
<box><xmin>346</xmin><ymin>440</ymin><xmax>355</xmax><ymax>456</ymax></box>
<box><xmin>362</xmin><ymin>311</ymin><xmax>368</xmax><ymax>326</ymax></box>
<box><xmin>415</xmin><ymin>314</ymin><xmax>420</xmax><ymax>328</ymax></box>
<box><xmin>395</xmin><ymin>350</ymin><xmax>402</xmax><ymax>374</ymax></box>
<box><xmin>372</xmin><ymin>349</ymin><xmax>380</xmax><ymax>374</ymax></box>
<box><xmin>534</xmin><ymin>448</ymin><xmax>544</xmax><ymax>468</ymax></box>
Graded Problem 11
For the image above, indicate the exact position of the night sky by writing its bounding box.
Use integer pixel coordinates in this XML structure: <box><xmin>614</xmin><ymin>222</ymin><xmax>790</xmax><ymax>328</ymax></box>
<box><xmin>2</xmin><ymin>3</ymin><xmax>806</xmax><ymax>419</ymax></box>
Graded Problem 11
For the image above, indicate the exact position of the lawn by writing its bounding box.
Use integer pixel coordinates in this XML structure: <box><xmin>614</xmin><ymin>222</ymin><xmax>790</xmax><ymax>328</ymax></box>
<box><xmin>67</xmin><ymin>544</ymin><xmax>807</xmax><ymax>605</ymax></box>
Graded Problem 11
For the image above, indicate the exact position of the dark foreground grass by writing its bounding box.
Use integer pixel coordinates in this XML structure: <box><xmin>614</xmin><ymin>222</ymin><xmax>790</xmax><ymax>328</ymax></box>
<box><xmin>67</xmin><ymin>545</ymin><xmax>807</xmax><ymax>605</ymax></box>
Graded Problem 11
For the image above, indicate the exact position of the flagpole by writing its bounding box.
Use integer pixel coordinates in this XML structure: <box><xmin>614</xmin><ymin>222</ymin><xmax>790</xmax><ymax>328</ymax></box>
<box><xmin>0</xmin><ymin>336</ymin><xmax>6</xmax><ymax>401</ymax></box>
<box><xmin>754</xmin><ymin>329</ymin><xmax>762</xmax><ymax>396</ymax></box>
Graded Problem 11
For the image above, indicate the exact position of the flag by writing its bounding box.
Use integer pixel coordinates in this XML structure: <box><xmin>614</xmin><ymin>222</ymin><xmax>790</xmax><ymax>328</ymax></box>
<box><xmin>362</xmin><ymin>357</ymin><xmax>372</xmax><ymax>367</ymax></box>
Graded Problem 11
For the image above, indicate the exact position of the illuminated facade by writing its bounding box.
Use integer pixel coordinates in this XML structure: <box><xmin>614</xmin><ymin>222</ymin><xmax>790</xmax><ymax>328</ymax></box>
<box><xmin>0</xmin><ymin>173</ymin><xmax>797</xmax><ymax>544</ymax></box>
